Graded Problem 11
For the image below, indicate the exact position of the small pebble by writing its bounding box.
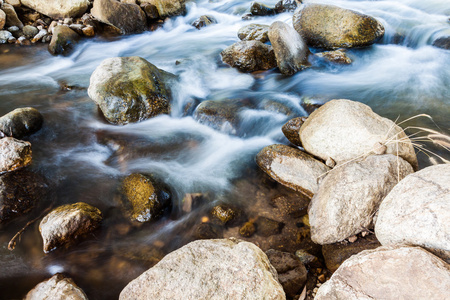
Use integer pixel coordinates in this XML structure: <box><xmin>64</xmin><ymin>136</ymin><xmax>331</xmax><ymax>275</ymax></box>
<box><xmin>348</xmin><ymin>235</ymin><xmax>358</xmax><ymax>243</ymax></box>
<box><xmin>318</xmin><ymin>274</ymin><xmax>326</xmax><ymax>283</ymax></box>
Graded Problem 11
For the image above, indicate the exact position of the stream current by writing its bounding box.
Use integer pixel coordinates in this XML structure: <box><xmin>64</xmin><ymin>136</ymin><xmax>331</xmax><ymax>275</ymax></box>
<box><xmin>0</xmin><ymin>0</ymin><xmax>449</xmax><ymax>298</ymax></box>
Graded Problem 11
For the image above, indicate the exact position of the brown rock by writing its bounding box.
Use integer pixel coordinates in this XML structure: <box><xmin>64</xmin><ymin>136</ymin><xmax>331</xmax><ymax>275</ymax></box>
<box><xmin>281</xmin><ymin>117</ymin><xmax>307</xmax><ymax>146</ymax></box>
<box><xmin>0</xmin><ymin>107</ymin><xmax>44</xmax><ymax>139</ymax></box>
<box><xmin>2</xmin><ymin>3</ymin><xmax>23</xmax><ymax>29</ymax></box>
<box><xmin>255</xmin><ymin>216</ymin><xmax>284</xmax><ymax>237</ymax></box>
<box><xmin>221</xmin><ymin>40</ymin><xmax>277</xmax><ymax>73</ymax></box>
<box><xmin>25</xmin><ymin>273</ymin><xmax>88</xmax><ymax>300</ymax></box>
<box><xmin>316</xmin><ymin>49</ymin><xmax>352</xmax><ymax>64</ymax></box>
<box><xmin>48</xmin><ymin>25</ymin><xmax>80</xmax><ymax>56</ymax></box>
<box><xmin>0</xmin><ymin>137</ymin><xmax>32</xmax><ymax>173</ymax></box>
<box><xmin>238</xmin><ymin>24</ymin><xmax>269</xmax><ymax>43</ymax></box>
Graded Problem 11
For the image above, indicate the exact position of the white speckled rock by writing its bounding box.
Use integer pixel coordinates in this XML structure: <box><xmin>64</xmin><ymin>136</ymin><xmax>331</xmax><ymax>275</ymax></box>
<box><xmin>0</xmin><ymin>137</ymin><xmax>32</xmax><ymax>173</ymax></box>
<box><xmin>21</xmin><ymin>0</ymin><xmax>89</xmax><ymax>18</ymax></box>
<box><xmin>309</xmin><ymin>154</ymin><xmax>413</xmax><ymax>245</ymax></box>
<box><xmin>299</xmin><ymin>99</ymin><xmax>418</xmax><ymax>170</ymax></box>
<box><xmin>315</xmin><ymin>246</ymin><xmax>450</xmax><ymax>300</ymax></box>
<box><xmin>256</xmin><ymin>144</ymin><xmax>330</xmax><ymax>198</ymax></box>
<box><xmin>375</xmin><ymin>164</ymin><xmax>450</xmax><ymax>261</ymax></box>
<box><xmin>25</xmin><ymin>273</ymin><xmax>88</xmax><ymax>300</ymax></box>
<box><xmin>119</xmin><ymin>238</ymin><xmax>286</xmax><ymax>300</ymax></box>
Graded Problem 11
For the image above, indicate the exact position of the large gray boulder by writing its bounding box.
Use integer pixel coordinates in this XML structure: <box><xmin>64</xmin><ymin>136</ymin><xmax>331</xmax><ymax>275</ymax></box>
<box><xmin>268</xmin><ymin>21</ymin><xmax>310</xmax><ymax>75</ymax></box>
<box><xmin>0</xmin><ymin>107</ymin><xmax>43</xmax><ymax>139</ymax></box>
<box><xmin>139</xmin><ymin>0</ymin><xmax>186</xmax><ymax>19</ymax></box>
<box><xmin>21</xmin><ymin>0</ymin><xmax>89</xmax><ymax>18</ymax></box>
<box><xmin>119</xmin><ymin>238</ymin><xmax>286</xmax><ymax>299</ymax></box>
<box><xmin>256</xmin><ymin>144</ymin><xmax>330</xmax><ymax>198</ymax></box>
<box><xmin>315</xmin><ymin>246</ymin><xmax>450</xmax><ymax>300</ymax></box>
<box><xmin>88</xmin><ymin>56</ymin><xmax>173</xmax><ymax>125</ymax></box>
<box><xmin>25</xmin><ymin>273</ymin><xmax>88</xmax><ymax>300</ymax></box>
<box><xmin>0</xmin><ymin>137</ymin><xmax>32</xmax><ymax>173</ymax></box>
<box><xmin>39</xmin><ymin>202</ymin><xmax>102</xmax><ymax>253</ymax></box>
<box><xmin>91</xmin><ymin>0</ymin><xmax>147</xmax><ymax>34</ymax></box>
<box><xmin>293</xmin><ymin>3</ymin><xmax>384</xmax><ymax>49</ymax></box>
<box><xmin>299</xmin><ymin>99</ymin><xmax>418</xmax><ymax>170</ymax></box>
<box><xmin>375</xmin><ymin>164</ymin><xmax>450</xmax><ymax>261</ymax></box>
<box><xmin>309</xmin><ymin>154</ymin><xmax>413</xmax><ymax>245</ymax></box>
<box><xmin>221</xmin><ymin>41</ymin><xmax>277</xmax><ymax>73</ymax></box>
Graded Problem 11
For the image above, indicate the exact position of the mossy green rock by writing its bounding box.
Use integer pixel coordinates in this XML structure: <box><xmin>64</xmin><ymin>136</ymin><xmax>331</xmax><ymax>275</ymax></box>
<box><xmin>122</xmin><ymin>173</ymin><xmax>171</xmax><ymax>222</ymax></box>
<box><xmin>88</xmin><ymin>56</ymin><xmax>174</xmax><ymax>125</ymax></box>
<box><xmin>39</xmin><ymin>202</ymin><xmax>102</xmax><ymax>253</ymax></box>
<box><xmin>293</xmin><ymin>3</ymin><xmax>385</xmax><ymax>49</ymax></box>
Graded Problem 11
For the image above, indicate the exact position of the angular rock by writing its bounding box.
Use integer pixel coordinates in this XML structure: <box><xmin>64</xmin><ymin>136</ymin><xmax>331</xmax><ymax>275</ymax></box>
<box><xmin>239</xmin><ymin>221</ymin><xmax>256</xmax><ymax>237</ymax></box>
<box><xmin>141</xmin><ymin>3</ymin><xmax>159</xmax><ymax>20</ymax></box>
<box><xmin>48</xmin><ymin>25</ymin><xmax>80</xmax><ymax>56</ymax></box>
<box><xmin>299</xmin><ymin>99</ymin><xmax>418</xmax><ymax>170</ymax></box>
<box><xmin>39</xmin><ymin>202</ymin><xmax>102</xmax><ymax>253</ymax></box>
<box><xmin>309</xmin><ymin>154</ymin><xmax>413</xmax><ymax>245</ymax></box>
<box><xmin>0</xmin><ymin>107</ymin><xmax>44</xmax><ymax>139</ymax></box>
<box><xmin>0</xmin><ymin>29</ymin><xmax>11</xmax><ymax>43</ymax></box>
<box><xmin>238</xmin><ymin>24</ymin><xmax>269</xmax><ymax>43</ymax></box>
<box><xmin>322</xmin><ymin>234</ymin><xmax>381</xmax><ymax>272</ymax></box>
<box><xmin>139</xmin><ymin>0</ymin><xmax>186</xmax><ymax>19</ymax></box>
<box><xmin>266</xmin><ymin>249</ymin><xmax>307</xmax><ymax>298</ymax></box>
<box><xmin>121</xmin><ymin>173</ymin><xmax>171</xmax><ymax>222</ymax></box>
<box><xmin>375</xmin><ymin>164</ymin><xmax>450</xmax><ymax>262</ymax></box>
<box><xmin>432</xmin><ymin>36</ymin><xmax>450</xmax><ymax>50</ymax></box>
<box><xmin>0</xmin><ymin>9</ymin><xmax>5</xmax><ymax>30</ymax></box>
<box><xmin>274</xmin><ymin>0</ymin><xmax>298</xmax><ymax>13</ymax></box>
<box><xmin>268</xmin><ymin>21</ymin><xmax>310</xmax><ymax>75</ymax></box>
<box><xmin>250</xmin><ymin>2</ymin><xmax>275</xmax><ymax>16</ymax></box>
<box><xmin>91</xmin><ymin>0</ymin><xmax>147</xmax><ymax>34</ymax></box>
<box><xmin>210</xmin><ymin>204</ymin><xmax>237</xmax><ymax>225</ymax></box>
<box><xmin>2</xmin><ymin>3</ymin><xmax>23</xmax><ymax>29</ymax></box>
<box><xmin>194</xmin><ymin>222</ymin><xmax>223</xmax><ymax>240</ymax></box>
<box><xmin>193</xmin><ymin>99</ymin><xmax>248</xmax><ymax>135</ymax></box>
<box><xmin>25</xmin><ymin>273</ymin><xmax>88</xmax><ymax>300</ymax></box>
<box><xmin>293</xmin><ymin>3</ymin><xmax>385</xmax><ymax>49</ymax></box>
<box><xmin>0</xmin><ymin>170</ymin><xmax>47</xmax><ymax>224</ymax></box>
<box><xmin>21</xmin><ymin>0</ymin><xmax>89</xmax><ymax>18</ymax></box>
<box><xmin>119</xmin><ymin>239</ymin><xmax>286</xmax><ymax>299</ymax></box>
<box><xmin>315</xmin><ymin>246</ymin><xmax>450</xmax><ymax>300</ymax></box>
<box><xmin>281</xmin><ymin>117</ymin><xmax>307</xmax><ymax>146</ymax></box>
<box><xmin>192</xmin><ymin>15</ymin><xmax>216</xmax><ymax>29</ymax></box>
<box><xmin>221</xmin><ymin>40</ymin><xmax>277</xmax><ymax>73</ymax></box>
<box><xmin>88</xmin><ymin>56</ymin><xmax>173</xmax><ymax>125</ymax></box>
<box><xmin>255</xmin><ymin>216</ymin><xmax>284</xmax><ymax>237</ymax></box>
<box><xmin>256</xmin><ymin>144</ymin><xmax>330</xmax><ymax>198</ymax></box>
<box><xmin>0</xmin><ymin>137</ymin><xmax>32</xmax><ymax>174</ymax></box>
<box><xmin>316</xmin><ymin>49</ymin><xmax>352</xmax><ymax>64</ymax></box>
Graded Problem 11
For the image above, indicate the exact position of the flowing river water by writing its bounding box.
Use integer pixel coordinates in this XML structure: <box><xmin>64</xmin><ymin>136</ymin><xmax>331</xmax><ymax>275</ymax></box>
<box><xmin>0</xmin><ymin>0</ymin><xmax>449</xmax><ymax>298</ymax></box>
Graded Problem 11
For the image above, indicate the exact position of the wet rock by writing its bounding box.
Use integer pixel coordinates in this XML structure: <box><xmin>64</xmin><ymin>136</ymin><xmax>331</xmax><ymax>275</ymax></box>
<box><xmin>91</xmin><ymin>0</ymin><xmax>147</xmax><ymax>34</ymax></box>
<box><xmin>255</xmin><ymin>216</ymin><xmax>284</xmax><ymax>237</ymax></box>
<box><xmin>88</xmin><ymin>56</ymin><xmax>173</xmax><ymax>125</ymax></box>
<box><xmin>270</xmin><ymin>194</ymin><xmax>307</xmax><ymax>218</ymax></box>
<box><xmin>259</xmin><ymin>99</ymin><xmax>295</xmax><ymax>116</ymax></box>
<box><xmin>256</xmin><ymin>144</ymin><xmax>330</xmax><ymax>198</ymax></box>
<box><xmin>122</xmin><ymin>173</ymin><xmax>171</xmax><ymax>222</ymax></box>
<box><xmin>375</xmin><ymin>164</ymin><xmax>450</xmax><ymax>262</ymax></box>
<box><xmin>0</xmin><ymin>137</ymin><xmax>32</xmax><ymax>174</ymax></box>
<box><xmin>238</xmin><ymin>23</ymin><xmax>269</xmax><ymax>43</ymax></box>
<box><xmin>119</xmin><ymin>238</ymin><xmax>286</xmax><ymax>299</ymax></box>
<box><xmin>250</xmin><ymin>2</ymin><xmax>275</xmax><ymax>16</ymax></box>
<box><xmin>25</xmin><ymin>273</ymin><xmax>88</xmax><ymax>300</ymax></box>
<box><xmin>282</xmin><ymin>117</ymin><xmax>307</xmax><ymax>146</ymax></box>
<box><xmin>299</xmin><ymin>99</ymin><xmax>418</xmax><ymax>170</ymax></box>
<box><xmin>139</xmin><ymin>0</ymin><xmax>186</xmax><ymax>19</ymax></box>
<box><xmin>315</xmin><ymin>246</ymin><xmax>450</xmax><ymax>300</ymax></box>
<box><xmin>274</xmin><ymin>0</ymin><xmax>298</xmax><ymax>13</ymax></box>
<box><xmin>193</xmin><ymin>99</ymin><xmax>247</xmax><ymax>134</ymax></box>
<box><xmin>82</xmin><ymin>25</ymin><xmax>94</xmax><ymax>37</ymax></box>
<box><xmin>23</xmin><ymin>25</ymin><xmax>39</xmax><ymax>37</ymax></box>
<box><xmin>221</xmin><ymin>40</ymin><xmax>277</xmax><ymax>73</ymax></box>
<box><xmin>141</xmin><ymin>3</ymin><xmax>159</xmax><ymax>20</ymax></box>
<box><xmin>309</xmin><ymin>154</ymin><xmax>413</xmax><ymax>245</ymax></box>
<box><xmin>239</xmin><ymin>221</ymin><xmax>256</xmax><ymax>237</ymax></box>
<box><xmin>0</xmin><ymin>9</ymin><xmax>5</xmax><ymax>30</ymax></box>
<box><xmin>194</xmin><ymin>222</ymin><xmax>223</xmax><ymax>240</ymax></box>
<box><xmin>432</xmin><ymin>36</ymin><xmax>450</xmax><ymax>50</ymax></box>
<box><xmin>266</xmin><ymin>249</ymin><xmax>307</xmax><ymax>298</ymax></box>
<box><xmin>268</xmin><ymin>21</ymin><xmax>310</xmax><ymax>75</ymax></box>
<box><xmin>210</xmin><ymin>204</ymin><xmax>237</xmax><ymax>225</ymax></box>
<box><xmin>0</xmin><ymin>29</ymin><xmax>11</xmax><ymax>43</ymax></box>
<box><xmin>0</xmin><ymin>107</ymin><xmax>44</xmax><ymax>139</ymax></box>
<box><xmin>39</xmin><ymin>202</ymin><xmax>102</xmax><ymax>253</ymax></box>
<box><xmin>2</xmin><ymin>3</ymin><xmax>23</xmax><ymax>29</ymax></box>
<box><xmin>315</xmin><ymin>49</ymin><xmax>352</xmax><ymax>64</ymax></box>
<box><xmin>0</xmin><ymin>170</ymin><xmax>47</xmax><ymax>224</ymax></box>
<box><xmin>48</xmin><ymin>25</ymin><xmax>80</xmax><ymax>56</ymax></box>
<box><xmin>322</xmin><ymin>234</ymin><xmax>381</xmax><ymax>272</ymax></box>
<box><xmin>295</xmin><ymin>249</ymin><xmax>321</xmax><ymax>268</ymax></box>
<box><xmin>31</xmin><ymin>28</ymin><xmax>48</xmax><ymax>43</ymax></box>
<box><xmin>192</xmin><ymin>15</ymin><xmax>216</xmax><ymax>29</ymax></box>
<box><xmin>21</xmin><ymin>0</ymin><xmax>89</xmax><ymax>18</ymax></box>
<box><xmin>181</xmin><ymin>192</ymin><xmax>204</xmax><ymax>213</ymax></box>
<box><xmin>293</xmin><ymin>3</ymin><xmax>385</xmax><ymax>49</ymax></box>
